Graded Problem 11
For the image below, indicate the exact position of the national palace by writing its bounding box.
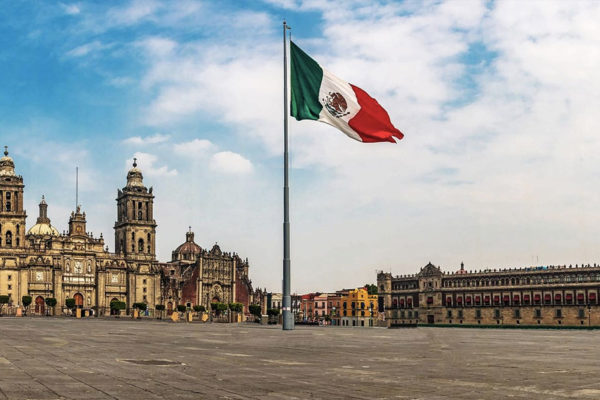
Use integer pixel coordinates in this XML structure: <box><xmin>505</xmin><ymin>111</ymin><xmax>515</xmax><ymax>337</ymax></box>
<box><xmin>378</xmin><ymin>261</ymin><xmax>600</xmax><ymax>327</ymax></box>
<box><xmin>0</xmin><ymin>147</ymin><xmax>257</xmax><ymax>315</ymax></box>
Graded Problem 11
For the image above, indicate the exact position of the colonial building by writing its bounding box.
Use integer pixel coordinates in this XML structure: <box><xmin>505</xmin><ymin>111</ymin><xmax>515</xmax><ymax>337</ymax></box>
<box><xmin>378</xmin><ymin>262</ymin><xmax>600</xmax><ymax>327</ymax></box>
<box><xmin>159</xmin><ymin>229</ymin><xmax>255</xmax><ymax>315</ymax></box>
<box><xmin>0</xmin><ymin>149</ymin><xmax>162</xmax><ymax>314</ymax></box>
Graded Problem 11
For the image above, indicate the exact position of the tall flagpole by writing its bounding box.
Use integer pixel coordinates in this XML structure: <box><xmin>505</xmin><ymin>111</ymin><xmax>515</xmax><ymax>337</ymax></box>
<box><xmin>282</xmin><ymin>20</ymin><xmax>294</xmax><ymax>330</ymax></box>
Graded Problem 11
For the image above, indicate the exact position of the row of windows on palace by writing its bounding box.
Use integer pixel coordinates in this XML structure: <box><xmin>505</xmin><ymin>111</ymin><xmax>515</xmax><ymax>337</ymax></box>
<box><xmin>390</xmin><ymin>291</ymin><xmax>598</xmax><ymax>308</ymax></box>
<box><xmin>391</xmin><ymin>273</ymin><xmax>600</xmax><ymax>290</ymax></box>
<box><xmin>391</xmin><ymin>308</ymin><xmax>588</xmax><ymax>321</ymax></box>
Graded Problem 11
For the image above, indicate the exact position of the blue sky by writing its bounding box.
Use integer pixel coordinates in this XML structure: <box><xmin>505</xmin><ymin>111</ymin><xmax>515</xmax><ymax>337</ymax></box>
<box><xmin>2</xmin><ymin>0</ymin><xmax>600</xmax><ymax>293</ymax></box>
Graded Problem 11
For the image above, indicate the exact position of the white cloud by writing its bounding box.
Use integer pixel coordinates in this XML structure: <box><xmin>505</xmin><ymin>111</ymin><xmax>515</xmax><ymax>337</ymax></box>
<box><xmin>129</xmin><ymin>152</ymin><xmax>177</xmax><ymax>177</ymax></box>
<box><xmin>123</xmin><ymin>133</ymin><xmax>170</xmax><ymax>145</ymax></box>
<box><xmin>173</xmin><ymin>138</ymin><xmax>214</xmax><ymax>155</ymax></box>
<box><xmin>209</xmin><ymin>151</ymin><xmax>253</xmax><ymax>174</ymax></box>
<box><xmin>61</xmin><ymin>3</ymin><xmax>81</xmax><ymax>15</ymax></box>
<box><xmin>66</xmin><ymin>40</ymin><xmax>106</xmax><ymax>57</ymax></box>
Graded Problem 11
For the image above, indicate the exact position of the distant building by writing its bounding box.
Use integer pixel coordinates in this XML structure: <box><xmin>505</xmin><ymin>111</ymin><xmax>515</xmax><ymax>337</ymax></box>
<box><xmin>378</xmin><ymin>262</ymin><xmax>600</xmax><ymax>327</ymax></box>
<box><xmin>160</xmin><ymin>229</ymin><xmax>255</xmax><ymax>315</ymax></box>
<box><xmin>339</xmin><ymin>287</ymin><xmax>377</xmax><ymax>327</ymax></box>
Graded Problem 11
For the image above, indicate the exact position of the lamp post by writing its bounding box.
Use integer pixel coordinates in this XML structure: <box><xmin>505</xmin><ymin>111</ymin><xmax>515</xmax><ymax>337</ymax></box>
<box><xmin>369</xmin><ymin>307</ymin><xmax>373</xmax><ymax>327</ymax></box>
<box><xmin>332</xmin><ymin>306</ymin><xmax>336</xmax><ymax>326</ymax></box>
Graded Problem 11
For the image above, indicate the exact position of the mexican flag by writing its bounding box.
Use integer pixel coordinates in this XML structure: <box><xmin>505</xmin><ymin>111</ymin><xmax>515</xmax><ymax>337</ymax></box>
<box><xmin>290</xmin><ymin>41</ymin><xmax>404</xmax><ymax>143</ymax></box>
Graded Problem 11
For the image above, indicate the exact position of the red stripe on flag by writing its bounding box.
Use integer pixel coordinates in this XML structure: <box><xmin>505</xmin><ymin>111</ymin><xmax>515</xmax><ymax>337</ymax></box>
<box><xmin>348</xmin><ymin>84</ymin><xmax>404</xmax><ymax>143</ymax></box>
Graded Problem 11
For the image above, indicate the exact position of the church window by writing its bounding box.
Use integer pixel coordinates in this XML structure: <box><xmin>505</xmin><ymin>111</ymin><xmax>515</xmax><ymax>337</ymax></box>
<box><xmin>131</xmin><ymin>243</ymin><xmax>135</xmax><ymax>252</ymax></box>
<box><xmin>16</xmin><ymin>224</ymin><xmax>19</xmax><ymax>234</ymax></box>
<box><xmin>138</xmin><ymin>239</ymin><xmax>144</xmax><ymax>252</ymax></box>
<box><xmin>16</xmin><ymin>238</ymin><xmax>19</xmax><ymax>246</ymax></box>
<box><xmin>5</xmin><ymin>231</ymin><xmax>12</xmax><ymax>246</ymax></box>
<box><xmin>138</xmin><ymin>202</ymin><xmax>142</xmax><ymax>219</ymax></box>
<box><xmin>147</xmin><ymin>245</ymin><xmax>151</xmax><ymax>253</ymax></box>
<box><xmin>131</xmin><ymin>232</ymin><xmax>135</xmax><ymax>240</ymax></box>
<box><xmin>6</xmin><ymin>201</ymin><xmax>10</xmax><ymax>212</ymax></box>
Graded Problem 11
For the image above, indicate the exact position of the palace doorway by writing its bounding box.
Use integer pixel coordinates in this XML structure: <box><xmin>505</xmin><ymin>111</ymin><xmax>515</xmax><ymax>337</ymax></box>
<box><xmin>427</xmin><ymin>315</ymin><xmax>434</xmax><ymax>324</ymax></box>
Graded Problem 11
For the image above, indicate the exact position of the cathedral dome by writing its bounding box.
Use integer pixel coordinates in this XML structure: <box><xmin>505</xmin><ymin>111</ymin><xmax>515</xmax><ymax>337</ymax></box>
<box><xmin>27</xmin><ymin>223</ymin><xmax>60</xmax><ymax>237</ymax></box>
<box><xmin>27</xmin><ymin>196</ymin><xmax>60</xmax><ymax>236</ymax></box>
<box><xmin>126</xmin><ymin>158</ymin><xmax>145</xmax><ymax>189</ymax></box>
<box><xmin>0</xmin><ymin>146</ymin><xmax>16</xmax><ymax>177</ymax></box>
<box><xmin>172</xmin><ymin>229</ymin><xmax>202</xmax><ymax>261</ymax></box>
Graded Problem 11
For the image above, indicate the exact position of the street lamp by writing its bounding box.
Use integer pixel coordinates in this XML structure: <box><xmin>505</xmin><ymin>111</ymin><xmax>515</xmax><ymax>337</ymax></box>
<box><xmin>369</xmin><ymin>307</ymin><xmax>373</xmax><ymax>327</ymax></box>
<box><xmin>332</xmin><ymin>306</ymin><xmax>336</xmax><ymax>326</ymax></box>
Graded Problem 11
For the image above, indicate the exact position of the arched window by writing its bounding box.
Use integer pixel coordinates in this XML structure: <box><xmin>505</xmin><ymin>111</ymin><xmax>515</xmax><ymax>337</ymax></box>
<box><xmin>16</xmin><ymin>237</ymin><xmax>19</xmax><ymax>246</ymax></box>
<box><xmin>6</xmin><ymin>201</ymin><xmax>10</xmax><ymax>212</ymax></box>
<box><xmin>16</xmin><ymin>224</ymin><xmax>19</xmax><ymax>234</ymax></box>
<box><xmin>138</xmin><ymin>238</ymin><xmax>144</xmax><ymax>252</ymax></box>
<box><xmin>138</xmin><ymin>210</ymin><xmax>142</xmax><ymax>220</ymax></box>
<box><xmin>131</xmin><ymin>232</ymin><xmax>135</xmax><ymax>240</ymax></box>
<box><xmin>5</xmin><ymin>231</ymin><xmax>12</xmax><ymax>246</ymax></box>
<box><xmin>131</xmin><ymin>243</ymin><xmax>135</xmax><ymax>253</ymax></box>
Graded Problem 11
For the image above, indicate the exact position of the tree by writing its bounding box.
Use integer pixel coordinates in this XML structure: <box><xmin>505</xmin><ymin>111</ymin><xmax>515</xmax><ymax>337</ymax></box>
<box><xmin>133</xmin><ymin>302</ymin><xmax>147</xmax><ymax>311</ymax></box>
<box><xmin>228</xmin><ymin>302</ymin><xmax>243</xmax><ymax>313</ymax></box>
<box><xmin>211</xmin><ymin>302</ymin><xmax>227</xmax><ymax>316</ymax></box>
<box><xmin>66</xmin><ymin>298</ymin><xmax>76</xmax><ymax>310</ymax></box>
<box><xmin>110</xmin><ymin>300</ymin><xmax>126</xmax><ymax>316</ymax></box>
<box><xmin>193</xmin><ymin>305</ymin><xmax>205</xmax><ymax>313</ymax></box>
<box><xmin>22</xmin><ymin>296</ymin><xmax>32</xmax><ymax>315</ymax></box>
<box><xmin>45</xmin><ymin>298</ymin><xmax>57</xmax><ymax>316</ymax></box>
<box><xmin>267</xmin><ymin>308</ymin><xmax>280</xmax><ymax>316</ymax></box>
<box><xmin>365</xmin><ymin>284</ymin><xmax>378</xmax><ymax>295</ymax></box>
<box><xmin>0</xmin><ymin>295</ymin><xmax>9</xmax><ymax>316</ymax></box>
<box><xmin>177</xmin><ymin>304</ymin><xmax>187</xmax><ymax>313</ymax></box>
<box><xmin>249</xmin><ymin>304</ymin><xmax>261</xmax><ymax>318</ymax></box>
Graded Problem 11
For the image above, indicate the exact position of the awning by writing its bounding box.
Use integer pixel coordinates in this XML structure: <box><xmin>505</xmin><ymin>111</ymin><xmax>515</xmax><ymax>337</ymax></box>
<box><xmin>503</xmin><ymin>295</ymin><xmax>510</xmax><ymax>301</ymax></box>
<box><xmin>493</xmin><ymin>296</ymin><xmax>500</xmax><ymax>302</ymax></box>
<box><xmin>457</xmin><ymin>297</ymin><xmax>463</xmax><ymax>303</ymax></box>
<box><xmin>513</xmin><ymin>295</ymin><xmax>520</xmax><ymax>302</ymax></box>
<box><xmin>466</xmin><ymin>297</ymin><xmax>472</xmax><ymax>303</ymax></box>
<box><xmin>566</xmin><ymin>294</ymin><xmax>572</xmax><ymax>300</ymax></box>
<box><xmin>523</xmin><ymin>294</ymin><xmax>530</xmax><ymax>301</ymax></box>
<box><xmin>446</xmin><ymin>297</ymin><xmax>452</xmax><ymax>304</ymax></box>
<box><xmin>407</xmin><ymin>298</ymin><xmax>413</xmax><ymax>304</ymax></box>
<box><xmin>484</xmin><ymin>296</ymin><xmax>490</xmax><ymax>303</ymax></box>
<box><xmin>544</xmin><ymin>294</ymin><xmax>551</xmax><ymax>301</ymax></box>
<box><xmin>555</xmin><ymin>294</ymin><xmax>561</xmax><ymax>300</ymax></box>
<box><xmin>590</xmin><ymin>293</ymin><xmax>597</xmax><ymax>299</ymax></box>
<box><xmin>534</xmin><ymin>294</ymin><xmax>541</xmax><ymax>301</ymax></box>
<box><xmin>578</xmin><ymin>293</ymin><xmax>584</xmax><ymax>300</ymax></box>
<box><xmin>399</xmin><ymin>298</ymin><xmax>405</xmax><ymax>305</ymax></box>
<box><xmin>475</xmin><ymin>296</ymin><xmax>481</xmax><ymax>302</ymax></box>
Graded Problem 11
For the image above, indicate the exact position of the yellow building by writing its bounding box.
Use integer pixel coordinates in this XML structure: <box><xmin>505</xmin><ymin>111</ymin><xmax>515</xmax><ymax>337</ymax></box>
<box><xmin>340</xmin><ymin>287</ymin><xmax>377</xmax><ymax>327</ymax></box>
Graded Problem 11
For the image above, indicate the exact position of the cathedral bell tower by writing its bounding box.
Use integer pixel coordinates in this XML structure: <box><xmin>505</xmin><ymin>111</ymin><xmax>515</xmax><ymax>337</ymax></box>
<box><xmin>0</xmin><ymin>146</ymin><xmax>27</xmax><ymax>249</ymax></box>
<box><xmin>114</xmin><ymin>158</ymin><xmax>157</xmax><ymax>259</ymax></box>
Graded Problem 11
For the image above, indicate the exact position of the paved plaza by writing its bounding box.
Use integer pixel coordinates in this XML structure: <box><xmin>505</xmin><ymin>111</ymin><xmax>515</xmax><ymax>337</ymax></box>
<box><xmin>0</xmin><ymin>319</ymin><xmax>599</xmax><ymax>399</ymax></box>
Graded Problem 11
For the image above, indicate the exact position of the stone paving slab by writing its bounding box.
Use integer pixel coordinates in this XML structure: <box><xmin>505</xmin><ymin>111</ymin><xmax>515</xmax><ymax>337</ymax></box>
<box><xmin>0</xmin><ymin>318</ymin><xmax>599</xmax><ymax>399</ymax></box>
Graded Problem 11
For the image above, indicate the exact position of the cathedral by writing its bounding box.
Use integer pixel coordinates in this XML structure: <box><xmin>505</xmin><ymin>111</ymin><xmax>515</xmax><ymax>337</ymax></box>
<box><xmin>0</xmin><ymin>147</ymin><xmax>256</xmax><ymax>316</ymax></box>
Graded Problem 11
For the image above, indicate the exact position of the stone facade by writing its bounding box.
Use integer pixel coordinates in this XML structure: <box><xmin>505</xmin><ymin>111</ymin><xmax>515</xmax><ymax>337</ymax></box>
<box><xmin>378</xmin><ymin>262</ymin><xmax>600</xmax><ymax>327</ymax></box>
<box><xmin>159</xmin><ymin>229</ymin><xmax>256</xmax><ymax>315</ymax></box>
<box><xmin>0</xmin><ymin>149</ymin><xmax>161</xmax><ymax>315</ymax></box>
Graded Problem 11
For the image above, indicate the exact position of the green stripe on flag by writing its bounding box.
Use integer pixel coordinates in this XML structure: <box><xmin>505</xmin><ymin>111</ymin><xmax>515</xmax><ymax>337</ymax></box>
<box><xmin>290</xmin><ymin>41</ymin><xmax>323</xmax><ymax>121</ymax></box>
